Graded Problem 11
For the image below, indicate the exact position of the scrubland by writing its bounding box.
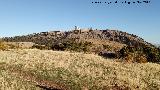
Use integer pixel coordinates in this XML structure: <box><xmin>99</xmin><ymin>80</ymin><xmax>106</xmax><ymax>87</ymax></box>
<box><xmin>0</xmin><ymin>49</ymin><xmax>160</xmax><ymax>90</ymax></box>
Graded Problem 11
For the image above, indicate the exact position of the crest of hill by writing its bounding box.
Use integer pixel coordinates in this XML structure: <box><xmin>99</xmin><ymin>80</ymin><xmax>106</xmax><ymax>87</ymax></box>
<box><xmin>2</xmin><ymin>29</ymin><xmax>154</xmax><ymax>48</ymax></box>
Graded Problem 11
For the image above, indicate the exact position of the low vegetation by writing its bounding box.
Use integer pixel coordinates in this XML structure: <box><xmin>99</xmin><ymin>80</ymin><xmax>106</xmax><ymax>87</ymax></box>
<box><xmin>50</xmin><ymin>39</ymin><xmax>93</xmax><ymax>53</ymax></box>
<box><xmin>0</xmin><ymin>40</ymin><xmax>33</xmax><ymax>50</ymax></box>
<box><xmin>32</xmin><ymin>44</ymin><xmax>50</xmax><ymax>50</ymax></box>
<box><xmin>0</xmin><ymin>49</ymin><xmax>160</xmax><ymax>90</ymax></box>
<box><xmin>2</xmin><ymin>39</ymin><xmax>160</xmax><ymax>64</ymax></box>
<box><xmin>49</xmin><ymin>40</ymin><xmax>160</xmax><ymax>63</ymax></box>
<box><xmin>0</xmin><ymin>40</ymin><xmax>8</xmax><ymax>50</ymax></box>
<box><xmin>119</xmin><ymin>45</ymin><xmax>160</xmax><ymax>63</ymax></box>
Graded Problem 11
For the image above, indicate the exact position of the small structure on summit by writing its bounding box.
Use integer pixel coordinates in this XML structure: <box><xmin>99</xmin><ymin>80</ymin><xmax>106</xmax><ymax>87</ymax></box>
<box><xmin>54</xmin><ymin>31</ymin><xmax>61</xmax><ymax>34</ymax></box>
<box><xmin>73</xmin><ymin>26</ymin><xmax>81</xmax><ymax>34</ymax></box>
<box><xmin>75</xmin><ymin>26</ymin><xmax>80</xmax><ymax>30</ymax></box>
<box><xmin>73</xmin><ymin>26</ymin><xmax>93</xmax><ymax>34</ymax></box>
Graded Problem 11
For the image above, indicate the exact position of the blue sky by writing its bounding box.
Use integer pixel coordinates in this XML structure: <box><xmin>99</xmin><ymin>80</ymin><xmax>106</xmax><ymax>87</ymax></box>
<box><xmin>0</xmin><ymin>0</ymin><xmax>160</xmax><ymax>44</ymax></box>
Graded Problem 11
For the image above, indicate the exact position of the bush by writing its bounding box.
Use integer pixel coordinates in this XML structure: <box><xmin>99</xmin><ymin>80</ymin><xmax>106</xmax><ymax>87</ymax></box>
<box><xmin>0</xmin><ymin>41</ymin><xmax>8</xmax><ymax>50</ymax></box>
<box><xmin>102</xmin><ymin>44</ymin><xmax>112</xmax><ymax>51</ymax></box>
<box><xmin>51</xmin><ymin>39</ymin><xmax>92</xmax><ymax>53</ymax></box>
<box><xmin>122</xmin><ymin>52</ymin><xmax>147</xmax><ymax>63</ymax></box>
<box><xmin>32</xmin><ymin>44</ymin><xmax>50</xmax><ymax>50</ymax></box>
<box><xmin>143</xmin><ymin>46</ymin><xmax>160</xmax><ymax>63</ymax></box>
<box><xmin>119</xmin><ymin>45</ymin><xmax>160</xmax><ymax>63</ymax></box>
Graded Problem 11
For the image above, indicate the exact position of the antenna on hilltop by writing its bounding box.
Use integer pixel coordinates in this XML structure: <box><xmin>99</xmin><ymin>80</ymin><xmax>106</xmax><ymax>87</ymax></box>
<box><xmin>75</xmin><ymin>26</ymin><xmax>78</xmax><ymax>30</ymax></box>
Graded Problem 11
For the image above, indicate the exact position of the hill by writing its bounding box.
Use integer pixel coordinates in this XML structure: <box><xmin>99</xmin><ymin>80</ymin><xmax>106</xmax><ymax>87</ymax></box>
<box><xmin>2</xmin><ymin>28</ymin><xmax>160</xmax><ymax>63</ymax></box>
<box><xmin>0</xmin><ymin>49</ymin><xmax>160</xmax><ymax>90</ymax></box>
<box><xmin>2</xmin><ymin>29</ymin><xmax>154</xmax><ymax>51</ymax></box>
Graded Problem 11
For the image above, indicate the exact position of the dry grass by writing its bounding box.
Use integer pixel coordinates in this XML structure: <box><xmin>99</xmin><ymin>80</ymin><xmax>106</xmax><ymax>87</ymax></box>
<box><xmin>5</xmin><ymin>42</ymin><xmax>34</xmax><ymax>49</ymax></box>
<box><xmin>0</xmin><ymin>49</ymin><xmax>160</xmax><ymax>90</ymax></box>
<box><xmin>0</xmin><ymin>41</ymin><xmax>34</xmax><ymax>51</ymax></box>
<box><xmin>0</xmin><ymin>63</ymin><xmax>40</xmax><ymax>90</ymax></box>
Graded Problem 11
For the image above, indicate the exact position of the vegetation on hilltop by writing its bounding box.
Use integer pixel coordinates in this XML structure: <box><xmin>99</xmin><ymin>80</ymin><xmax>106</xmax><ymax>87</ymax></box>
<box><xmin>2</xmin><ymin>29</ymin><xmax>153</xmax><ymax>50</ymax></box>
<box><xmin>51</xmin><ymin>39</ymin><xmax>92</xmax><ymax>53</ymax></box>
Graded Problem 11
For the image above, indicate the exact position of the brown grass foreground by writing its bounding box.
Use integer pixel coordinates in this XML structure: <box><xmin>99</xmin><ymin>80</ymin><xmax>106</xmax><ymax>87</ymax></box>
<box><xmin>0</xmin><ymin>49</ymin><xmax>160</xmax><ymax>90</ymax></box>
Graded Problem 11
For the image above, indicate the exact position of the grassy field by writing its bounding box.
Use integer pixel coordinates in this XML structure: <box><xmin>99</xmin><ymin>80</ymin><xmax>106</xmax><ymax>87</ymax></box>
<box><xmin>0</xmin><ymin>49</ymin><xmax>160</xmax><ymax>90</ymax></box>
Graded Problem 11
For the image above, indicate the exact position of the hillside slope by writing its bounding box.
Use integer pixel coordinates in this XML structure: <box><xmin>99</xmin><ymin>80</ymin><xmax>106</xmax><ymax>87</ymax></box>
<box><xmin>0</xmin><ymin>49</ymin><xmax>160</xmax><ymax>90</ymax></box>
<box><xmin>2</xmin><ymin>29</ymin><xmax>154</xmax><ymax>51</ymax></box>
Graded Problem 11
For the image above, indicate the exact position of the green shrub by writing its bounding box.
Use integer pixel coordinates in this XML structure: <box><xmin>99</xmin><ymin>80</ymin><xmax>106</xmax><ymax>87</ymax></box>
<box><xmin>143</xmin><ymin>46</ymin><xmax>160</xmax><ymax>63</ymax></box>
<box><xmin>119</xmin><ymin>45</ymin><xmax>160</xmax><ymax>63</ymax></box>
<box><xmin>122</xmin><ymin>51</ymin><xmax>147</xmax><ymax>63</ymax></box>
<box><xmin>32</xmin><ymin>44</ymin><xmax>50</xmax><ymax>50</ymax></box>
<box><xmin>102</xmin><ymin>44</ymin><xmax>112</xmax><ymax>51</ymax></box>
<box><xmin>51</xmin><ymin>39</ymin><xmax>92</xmax><ymax>53</ymax></box>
